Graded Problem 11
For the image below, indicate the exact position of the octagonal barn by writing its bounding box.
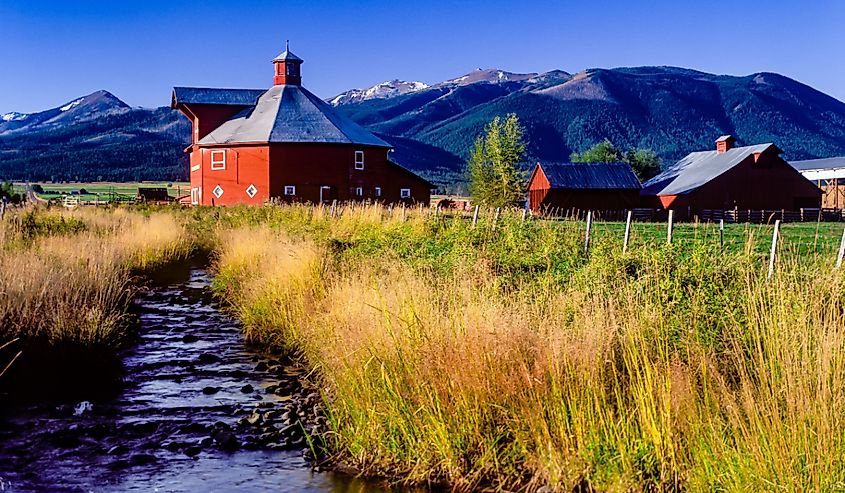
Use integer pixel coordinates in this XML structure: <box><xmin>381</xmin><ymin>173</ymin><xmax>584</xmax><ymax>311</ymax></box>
<box><xmin>172</xmin><ymin>43</ymin><xmax>433</xmax><ymax>206</ymax></box>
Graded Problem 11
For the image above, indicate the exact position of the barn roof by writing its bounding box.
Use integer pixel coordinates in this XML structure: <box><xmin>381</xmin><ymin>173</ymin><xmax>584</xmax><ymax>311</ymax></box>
<box><xmin>171</xmin><ymin>87</ymin><xmax>266</xmax><ymax>106</ymax></box>
<box><xmin>789</xmin><ymin>156</ymin><xmax>845</xmax><ymax>181</ymax></box>
<box><xmin>190</xmin><ymin>84</ymin><xmax>390</xmax><ymax>147</ymax></box>
<box><xmin>641</xmin><ymin>143</ymin><xmax>775</xmax><ymax>196</ymax></box>
<box><xmin>535</xmin><ymin>162</ymin><xmax>641</xmax><ymax>190</ymax></box>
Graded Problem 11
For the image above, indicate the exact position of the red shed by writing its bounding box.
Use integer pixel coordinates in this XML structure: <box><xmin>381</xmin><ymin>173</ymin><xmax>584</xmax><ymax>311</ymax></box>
<box><xmin>641</xmin><ymin>136</ymin><xmax>821</xmax><ymax>210</ymax></box>
<box><xmin>527</xmin><ymin>161</ymin><xmax>642</xmax><ymax>212</ymax></box>
<box><xmin>171</xmin><ymin>42</ymin><xmax>433</xmax><ymax>206</ymax></box>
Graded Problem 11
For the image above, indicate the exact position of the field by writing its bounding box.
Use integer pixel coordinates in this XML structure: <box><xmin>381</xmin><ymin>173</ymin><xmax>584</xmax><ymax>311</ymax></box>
<box><xmin>3</xmin><ymin>203</ymin><xmax>845</xmax><ymax>491</ymax></box>
<box><xmin>15</xmin><ymin>182</ymin><xmax>191</xmax><ymax>202</ymax></box>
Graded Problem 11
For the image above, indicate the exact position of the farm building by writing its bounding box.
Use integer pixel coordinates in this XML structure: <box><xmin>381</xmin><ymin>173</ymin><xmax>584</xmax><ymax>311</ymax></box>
<box><xmin>171</xmin><ymin>43</ymin><xmax>432</xmax><ymax>206</ymax></box>
<box><xmin>527</xmin><ymin>161</ymin><xmax>641</xmax><ymax>212</ymax></box>
<box><xmin>789</xmin><ymin>156</ymin><xmax>845</xmax><ymax>208</ymax></box>
<box><xmin>641</xmin><ymin>136</ymin><xmax>821</xmax><ymax>211</ymax></box>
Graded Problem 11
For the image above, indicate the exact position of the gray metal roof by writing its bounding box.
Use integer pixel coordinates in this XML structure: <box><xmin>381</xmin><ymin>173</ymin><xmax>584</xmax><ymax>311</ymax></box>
<box><xmin>716</xmin><ymin>135</ymin><xmax>735</xmax><ymax>142</ymax></box>
<box><xmin>198</xmin><ymin>84</ymin><xmax>391</xmax><ymax>147</ymax></box>
<box><xmin>537</xmin><ymin>162</ymin><xmax>641</xmax><ymax>189</ymax></box>
<box><xmin>789</xmin><ymin>156</ymin><xmax>845</xmax><ymax>171</ymax></box>
<box><xmin>172</xmin><ymin>87</ymin><xmax>265</xmax><ymax>106</ymax></box>
<box><xmin>641</xmin><ymin>143</ymin><xmax>774</xmax><ymax>196</ymax></box>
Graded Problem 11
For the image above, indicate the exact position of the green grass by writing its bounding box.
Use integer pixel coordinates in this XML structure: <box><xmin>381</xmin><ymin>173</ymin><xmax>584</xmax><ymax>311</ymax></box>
<box><xmin>20</xmin><ymin>181</ymin><xmax>190</xmax><ymax>202</ymax></box>
<box><xmin>197</xmin><ymin>203</ymin><xmax>845</xmax><ymax>490</ymax></box>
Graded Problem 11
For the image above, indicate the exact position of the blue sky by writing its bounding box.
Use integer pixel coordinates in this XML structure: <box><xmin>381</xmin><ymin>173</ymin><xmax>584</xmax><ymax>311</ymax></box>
<box><xmin>1</xmin><ymin>0</ymin><xmax>844</xmax><ymax>113</ymax></box>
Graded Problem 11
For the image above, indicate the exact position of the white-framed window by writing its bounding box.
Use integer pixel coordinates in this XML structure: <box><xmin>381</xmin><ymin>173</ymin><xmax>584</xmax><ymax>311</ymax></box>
<box><xmin>284</xmin><ymin>185</ymin><xmax>296</xmax><ymax>196</ymax></box>
<box><xmin>354</xmin><ymin>150</ymin><xmax>364</xmax><ymax>170</ymax></box>
<box><xmin>355</xmin><ymin>186</ymin><xmax>363</xmax><ymax>197</ymax></box>
<box><xmin>400</xmin><ymin>188</ymin><xmax>411</xmax><ymax>199</ymax></box>
<box><xmin>374</xmin><ymin>186</ymin><xmax>381</xmax><ymax>197</ymax></box>
<box><xmin>210</xmin><ymin>150</ymin><xmax>226</xmax><ymax>170</ymax></box>
<box><xmin>212</xmin><ymin>185</ymin><xmax>224</xmax><ymax>199</ymax></box>
<box><xmin>191</xmin><ymin>187</ymin><xmax>200</xmax><ymax>205</ymax></box>
<box><xmin>246</xmin><ymin>184</ymin><xmax>258</xmax><ymax>198</ymax></box>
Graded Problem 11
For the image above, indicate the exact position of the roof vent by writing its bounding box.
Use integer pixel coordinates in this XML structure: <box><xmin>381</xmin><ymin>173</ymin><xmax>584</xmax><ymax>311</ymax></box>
<box><xmin>716</xmin><ymin>135</ymin><xmax>736</xmax><ymax>154</ymax></box>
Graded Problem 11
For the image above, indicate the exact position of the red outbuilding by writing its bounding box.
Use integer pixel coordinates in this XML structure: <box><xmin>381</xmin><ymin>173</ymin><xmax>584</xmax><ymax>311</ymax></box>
<box><xmin>527</xmin><ymin>161</ymin><xmax>642</xmax><ymax>212</ymax></box>
<box><xmin>171</xmin><ymin>43</ymin><xmax>433</xmax><ymax>206</ymax></box>
<box><xmin>641</xmin><ymin>136</ymin><xmax>821</xmax><ymax>210</ymax></box>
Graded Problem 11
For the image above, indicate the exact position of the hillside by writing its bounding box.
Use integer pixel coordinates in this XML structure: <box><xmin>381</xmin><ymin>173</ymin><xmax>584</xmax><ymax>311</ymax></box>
<box><xmin>2</xmin><ymin>66</ymin><xmax>845</xmax><ymax>188</ymax></box>
<box><xmin>0</xmin><ymin>91</ymin><xmax>189</xmax><ymax>182</ymax></box>
<box><xmin>333</xmin><ymin>67</ymin><xmax>845</xmax><ymax>171</ymax></box>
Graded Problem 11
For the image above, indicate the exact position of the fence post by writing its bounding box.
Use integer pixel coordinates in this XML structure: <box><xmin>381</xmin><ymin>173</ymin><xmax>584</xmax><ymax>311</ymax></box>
<box><xmin>623</xmin><ymin>210</ymin><xmax>632</xmax><ymax>254</ymax></box>
<box><xmin>667</xmin><ymin>209</ymin><xmax>674</xmax><ymax>245</ymax></box>
<box><xmin>330</xmin><ymin>199</ymin><xmax>337</xmax><ymax>218</ymax></box>
<box><xmin>584</xmin><ymin>210</ymin><xmax>593</xmax><ymax>254</ymax></box>
<box><xmin>719</xmin><ymin>219</ymin><xmax>725</xmax><ymax>251</ymax></box>
<box><xmin>492</xmin><ymin>207</ymin><xmax>501</xmax><ymax>231</ymax></box>
<box><xmin>521</xmin><ymin>208</ymin><xmax>528</xmax><ymax>222</ymax></box>
<box><xmin>836</xmin><ymin>226</ymin><xmax>845</xmax><ymax>269</ymax></box>
<box><xmin>767</xmin><ymin>219</ymin><xmax>781</xmax><ymax>280</ymax></box>
<box><xmin>472</xmin><ymin>205</ymin><xmax>480</xmax><ymax>228</ymax></box>
<box><xmin>401</xmin><ymin>203</ymin><xmax>406</xmax><ymax>221</ymax></box>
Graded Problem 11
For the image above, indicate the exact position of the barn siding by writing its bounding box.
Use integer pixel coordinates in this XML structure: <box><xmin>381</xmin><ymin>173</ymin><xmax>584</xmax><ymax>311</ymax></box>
<box><xmin>660</xmin><ymin>151</ymin><xmax>821</xmax><ymax>210</ymax></box>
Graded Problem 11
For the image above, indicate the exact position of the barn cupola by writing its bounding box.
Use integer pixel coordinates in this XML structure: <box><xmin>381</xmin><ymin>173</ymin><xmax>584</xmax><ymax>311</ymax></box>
<box><xmin>273</xmin><ymin>41</ymin><xmax>304</xmax><ymax>86</ymax></box>
<box><xmin>716</xmin><ymin>135</ymin><xmax>736</xmax><ymax>154</ymax></box>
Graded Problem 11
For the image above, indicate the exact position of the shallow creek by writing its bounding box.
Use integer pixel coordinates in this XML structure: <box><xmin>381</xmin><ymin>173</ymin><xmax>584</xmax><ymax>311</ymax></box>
<box><xmin>0</xmin><ymin>267</ymin><xmax>383</xmax><ymax>492</ymax></box>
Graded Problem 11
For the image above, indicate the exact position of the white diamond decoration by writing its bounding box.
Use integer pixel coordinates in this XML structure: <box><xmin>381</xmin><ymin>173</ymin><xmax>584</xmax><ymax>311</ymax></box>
<box><xmin>245</xmin><ymin>184</ymin><xmax>258</xmax><ymax>198</ymax></box>
<box><xmin>212</xmin><ymin>185</ymin><xmax>224</xmax><ymax>198</ymax></box>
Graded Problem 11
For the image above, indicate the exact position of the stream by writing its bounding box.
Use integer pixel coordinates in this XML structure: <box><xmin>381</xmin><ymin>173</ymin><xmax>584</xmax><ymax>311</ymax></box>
<box><xmin>0</xmin><ymin>266</ymin><xmax>382</xmax><ymax>492</ymax></box>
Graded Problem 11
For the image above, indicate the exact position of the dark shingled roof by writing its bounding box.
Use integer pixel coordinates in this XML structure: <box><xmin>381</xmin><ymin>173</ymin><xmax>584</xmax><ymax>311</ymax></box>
<box><xmin>172</xmin><ymin>87</ymin><xmax>265</xmax><ymax>106</ymax></box>
<box><xmin>642</xmin><ymin>143</ymin><xmax>774</xmax><ymax>196</ymax></box>
<box><xmin>536</xmin><ymin>162</ymin><xmax>641</xmax><ymax>190</ymax></box>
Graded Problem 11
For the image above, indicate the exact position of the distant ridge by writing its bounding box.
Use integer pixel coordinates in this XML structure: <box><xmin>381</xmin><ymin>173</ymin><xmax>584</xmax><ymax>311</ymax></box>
<box><xmin>2</xmin><ymin>66</ymin><xmax>845</xmax><ymax>188</ymax></box>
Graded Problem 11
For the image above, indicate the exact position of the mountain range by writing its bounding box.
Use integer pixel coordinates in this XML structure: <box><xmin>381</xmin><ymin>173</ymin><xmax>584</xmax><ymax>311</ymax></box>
<box><xmin>2</xmin><ymin>66</ymin><xmax>845</xmax><ymax>189</ymax></box>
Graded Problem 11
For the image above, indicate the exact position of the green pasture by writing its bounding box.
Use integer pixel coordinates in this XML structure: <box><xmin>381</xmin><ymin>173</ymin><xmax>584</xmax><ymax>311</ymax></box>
<box><xmin>20</xmin><ymin>182</ymin><xmax>190</xmax><ymax>201</ymax></box>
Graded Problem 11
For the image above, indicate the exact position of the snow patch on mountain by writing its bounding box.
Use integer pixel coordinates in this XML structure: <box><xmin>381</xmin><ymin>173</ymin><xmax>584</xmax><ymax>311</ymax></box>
<box><xmin>60</xmin><ymin>98</ymin><xmax>84</xmax><ymax>111</ymax></box>
<box><xmin>1</xmin><ymin>112</ymin><xmax>28</xmax><ymax>122</ymax></box>
<box><xmin>437</xmin><ymin>68</ymin><xmax>538</xmax><ymax>87</ymax></box>
<box><xmin>330</xmin><ymin>80</ymin><xmax>429</xmax><ymax>105</ymax></box>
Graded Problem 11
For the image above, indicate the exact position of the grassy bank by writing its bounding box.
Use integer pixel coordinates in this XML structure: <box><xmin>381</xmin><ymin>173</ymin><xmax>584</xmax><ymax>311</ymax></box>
<box><xmin>0</xmin><ymin>208</ymin><xmax>193</xmax><ymax>383</ymax></box>
<box><xmin>206</xmin><ymin>204</ymin><xmax>845</xmax><ymax>491</ymax></box>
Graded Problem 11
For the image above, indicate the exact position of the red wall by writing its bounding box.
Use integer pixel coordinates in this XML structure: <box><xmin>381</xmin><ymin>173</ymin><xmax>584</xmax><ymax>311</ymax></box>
<box><xmin>659</xmin><ymin>149</ymin><xmax>821</xmax><ymax>210</ymax></box>
<box><xmin>189</xmin><ymin>145</ymin><xmax>270</xmax><ymax>206</ymax></box>
<box><xmin>527</xmin><ymin>166</ymin><xmax>551</xmax><ymax>211</ymax></box>
<box><xmin>269</xmin><ymin>143</ymin><xmax>430</xmax><ymax>205</ymax></box>
<box><xmin>187</xmin><ymin>142</ymin><xmax>430</xmax><ymax>206</ymax></box>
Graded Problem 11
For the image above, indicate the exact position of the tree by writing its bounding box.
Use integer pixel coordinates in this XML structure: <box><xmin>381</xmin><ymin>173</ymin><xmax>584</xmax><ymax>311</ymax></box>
<box><xmin>467</xmin><ymin>114</ymin><xmax>527</xmax><ymax>207</ymax></box>
<box><xmin>571</xmin><ymin>140</ymin><xmax>661</xmax><ymax>181</ymax></box>
<box><xmin>570</xmin><ymin>139</ymin><xmax>621</xmax><ymax>164</ymax></box>
<box><xmin>624</xmin><ymin>148</ymin><xmax>661</xmax><ymax>181</ymax></box>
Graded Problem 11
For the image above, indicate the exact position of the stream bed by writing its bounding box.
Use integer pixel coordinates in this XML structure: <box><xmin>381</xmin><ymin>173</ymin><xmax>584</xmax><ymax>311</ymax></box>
<box><xmin>0</xmin><ymin>267</ymin><xmax>381</xmax><ymax>492</ymax></box>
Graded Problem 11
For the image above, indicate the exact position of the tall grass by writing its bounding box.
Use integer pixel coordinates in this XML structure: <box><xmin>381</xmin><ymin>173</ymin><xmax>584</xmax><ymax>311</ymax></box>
<box><xmin>0</xmin><ymin>208</ymin><xmax>192</xmax><ymax>382</ymax></box>
<box><xmin>208</xmin><ymin>203</ymin><xmax>845</xmax><ymax>490</ymax></box>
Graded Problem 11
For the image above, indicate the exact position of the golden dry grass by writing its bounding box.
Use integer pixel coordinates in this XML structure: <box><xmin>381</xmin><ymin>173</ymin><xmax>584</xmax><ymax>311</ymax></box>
<box><xmin>0</xmin><ymin>208</ymin><xmax>192</xmax><ymax>350</ymax></box>
<box><xmin>210</xmin><ymin>205</ymin><xmax>845</xmax><ymax>491</ymax></box>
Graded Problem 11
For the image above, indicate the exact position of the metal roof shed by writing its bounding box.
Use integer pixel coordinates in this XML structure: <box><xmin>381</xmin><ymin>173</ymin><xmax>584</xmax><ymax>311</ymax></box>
<box><xmin>527</xmin><ymin>162</ymin><xmax>642</xmax><ymax>212</ymax></box>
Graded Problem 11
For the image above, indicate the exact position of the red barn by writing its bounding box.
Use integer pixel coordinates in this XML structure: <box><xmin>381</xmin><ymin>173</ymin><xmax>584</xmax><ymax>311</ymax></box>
<box><xmin>171</xmin><ymin>43</ymin><xmax>433</xmax><ymax>206</ymax></box>
<box><xmin>641</xmin><ymin>136</ymin><xmax>821</xmax><ymax>210</ymax></box>
<box><xmin>527</xmin><ymin>161</ymin><xmax>642</xmax><ymax>212</ymax></box>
